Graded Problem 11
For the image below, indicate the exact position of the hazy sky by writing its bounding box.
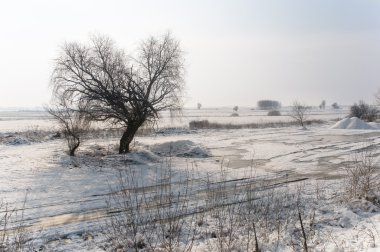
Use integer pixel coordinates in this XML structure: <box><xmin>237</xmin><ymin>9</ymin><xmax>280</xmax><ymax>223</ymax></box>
<box><xmin>1</xmin><ymin>0</ymin><xmax>380</xmax><ymax>108</ymax></box>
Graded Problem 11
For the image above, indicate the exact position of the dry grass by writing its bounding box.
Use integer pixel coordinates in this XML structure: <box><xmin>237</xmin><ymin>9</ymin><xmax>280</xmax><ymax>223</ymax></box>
<box><xmin>343</xmin><ymin>146</ymin><xmax>380</xmax><ymax>200</ymax></box>
<box><xmin>189</xmin><ymin>119</ymin><xmax>324</xmax><ymax>130</ymax></box>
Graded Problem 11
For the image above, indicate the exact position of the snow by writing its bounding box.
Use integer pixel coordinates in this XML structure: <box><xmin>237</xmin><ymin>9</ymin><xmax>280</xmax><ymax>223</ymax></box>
<box><xmin>1</xmin><ymin>108</ymin><xmax>380</xmax><ymax>251</ymax></box>
<box><xmin>369</xmin><ymin>122</ymin><xmax>380</xmax><ymax>129</ymax></box>
<box><xmin>330</xmin><ymin>117</ymin><xmax>380</xmax><ymax>130</ymax></box>
<box><xmin>150</xmin><ymin>140</ymin><xmax>209</xmax><ymax>158</ymax></box>
<box><xmin>330</xmin><ymin>117</ymin><xmax>352</xmax><ymax>129</ymax></box>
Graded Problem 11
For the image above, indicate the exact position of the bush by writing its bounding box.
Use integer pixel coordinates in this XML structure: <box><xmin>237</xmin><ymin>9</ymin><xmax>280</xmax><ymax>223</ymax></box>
<box><xmin>231</xmin><ymin>112</ymin><xmax>239</xmax><ymax>117</ymax></box>
<box><xmin>257</xmin><ymin>100</ymin><xmax>281</xmax><ymax>110</ymax></box>
<box><xmin>343</xmin><ymin>147</ymin><xmax>379</xmax><ymax>199</ymax></box>
<box><xmin>106</xmin><ymin>163</ymin><xmax>197</xmax><ymax>251</ymax></box>
<box><xmin>349</xmin><ymin>101</ymin><xmax>378</xmax><ymax>122</ymax></box>
<box><xmin>331</xmin><ymin>102</ymin><xmax>340</xmax><ymax>109</ymax></box>
<box><xmin>267</xmin><ymin>110</ymin><xmax>281</xmax><ymax>116</ymax></box>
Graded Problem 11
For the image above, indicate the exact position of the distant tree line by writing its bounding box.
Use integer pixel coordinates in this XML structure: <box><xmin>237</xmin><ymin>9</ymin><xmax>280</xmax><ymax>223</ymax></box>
<box><xmin>257</xmin><ymin>100</ymin><xmax>281</xmax><ymax>110</ymax></box>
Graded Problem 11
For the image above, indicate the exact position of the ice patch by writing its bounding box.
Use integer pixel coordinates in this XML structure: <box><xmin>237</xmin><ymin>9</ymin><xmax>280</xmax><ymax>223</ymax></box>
<box><xmin>330</xmin><ymin>117</ymin><xmax>377</xmax><ymax>130</ymax></box>
<box><xmin>150</xmin><ymin>140</ymin><xmax>209</xmax><ymax>158</ymax></box>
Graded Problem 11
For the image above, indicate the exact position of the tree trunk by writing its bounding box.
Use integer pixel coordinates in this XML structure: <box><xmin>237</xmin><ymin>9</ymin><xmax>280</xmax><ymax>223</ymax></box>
<box><xmin>68</xmin><ymin>136</ymin><xmax>80</xmax><ymax>156</ymax></box>
<box><xmin>119</xmin><ymin>122</ymin><xmax>140</xmax><ymax>154</ymax></box>
<box><xmin>69</xmin><ymin>145</ymin><xmax>78</xmax><ymax>156</ymax></box>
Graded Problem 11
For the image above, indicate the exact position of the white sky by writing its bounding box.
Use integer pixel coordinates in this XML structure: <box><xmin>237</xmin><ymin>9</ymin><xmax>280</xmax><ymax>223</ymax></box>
<box><xmin>1</xmin><ymin>0</ymin><xmax>380</xmax><ymax>108</ymax></box>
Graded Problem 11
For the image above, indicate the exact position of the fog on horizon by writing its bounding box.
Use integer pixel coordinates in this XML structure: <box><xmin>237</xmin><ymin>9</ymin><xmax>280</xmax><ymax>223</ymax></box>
<box><xmin>1</xmin><ymin>0</ymin><xmax>380</xmax><ymax>108</ymax></box>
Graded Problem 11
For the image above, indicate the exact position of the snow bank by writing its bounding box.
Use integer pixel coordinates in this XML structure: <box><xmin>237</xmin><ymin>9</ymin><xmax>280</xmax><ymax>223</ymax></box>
<box><xmin>150</xmin><ymin>140</ymin><xmax>209</xmax><ymax>158</ymax></box>
<box><xmin>330</xmin><ymin>117</ymin><xmax>378</xmax><ymax>130</ymax></box>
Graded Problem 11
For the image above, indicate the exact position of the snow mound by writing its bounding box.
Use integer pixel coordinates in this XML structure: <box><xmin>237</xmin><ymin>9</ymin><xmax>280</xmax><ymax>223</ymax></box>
<box><xmin>151</xmin><ymin>140</ymin><xmax>209</xmax><ymax>158</ymax></box>
<box><xmin>330</xmin><ymin>117</ymin><xmax>376</xmax><ymax>130</ymax></box>
<box><xmin>126</xmin><ymin>150</ymin><xmax>160</xmax><ymax>163</ymax></box>
<box><xmin>368</xmin><ymin>122</ymin><xmax>380</xmax><ymax>129</ymax></box>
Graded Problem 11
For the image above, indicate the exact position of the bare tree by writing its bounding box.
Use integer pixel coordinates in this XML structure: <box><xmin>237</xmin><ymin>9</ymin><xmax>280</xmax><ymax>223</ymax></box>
<box><xmin>289</xmin><ymin>101</ymin><xmax>310</xmax><ymax>129</ymax></box>
<box><xmin>51</xmin><ymin>32</ymin><xmax>185</xmax><ymax>153</ymax></box>
<box><xmin>46</xmin><ymin>99</ymin><xmax>90</xmax><ymax>156</ymax></box>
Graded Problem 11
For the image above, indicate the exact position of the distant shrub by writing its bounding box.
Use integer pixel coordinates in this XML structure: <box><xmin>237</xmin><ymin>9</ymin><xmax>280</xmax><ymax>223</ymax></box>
<box><xmin>349</xmin><ymin>101</ymin><xmax>378</xmax><ymax>122</ymax></box>
<box><xmin>233</xmin><ymin>106</ymin><xmax>239</xmax><ymax>112</ymax></box>
<box><xmin>231</xmin><ymin>112</ymin><xmax>239</xmax><ymax>117</ymax></box>
<box><xmin>267</xmin><ymin>110</ymin><xmax>281</xmax><ymax>116</ymax></box>
<box><xmin>331</xmin><ymin>102</ymin><xmax>340</xmax><ymax>109</ymax></box>
<box><xmin>257</xmin><ymin>100</ymin><xmax>281</xmax><ymax>110</ymax></box>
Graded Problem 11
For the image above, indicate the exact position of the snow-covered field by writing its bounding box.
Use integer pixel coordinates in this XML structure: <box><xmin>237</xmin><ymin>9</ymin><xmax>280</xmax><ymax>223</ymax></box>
<box><xmin>0</xmin><ymin>107</ymin><xmax>347</xmax><ymax>132</ymax></box>
<box><xmin>1</xmin><ymin>107</ymin><xmax>380</xmax><ymax>251</ymax></box>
